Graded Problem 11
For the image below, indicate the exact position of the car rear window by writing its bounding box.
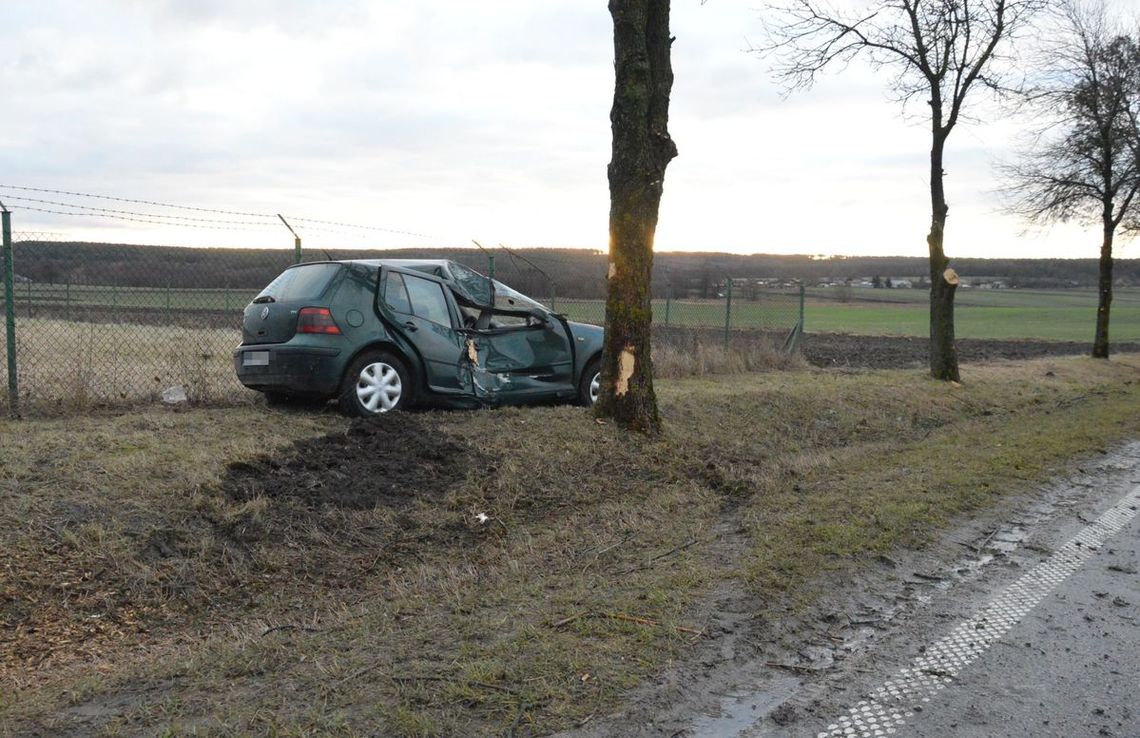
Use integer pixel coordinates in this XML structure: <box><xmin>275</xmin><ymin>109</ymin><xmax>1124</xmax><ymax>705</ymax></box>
<box><xmin>256</xmin><ymin>263</ymin><xmax>341</xmax><ymax>302</ymax></box>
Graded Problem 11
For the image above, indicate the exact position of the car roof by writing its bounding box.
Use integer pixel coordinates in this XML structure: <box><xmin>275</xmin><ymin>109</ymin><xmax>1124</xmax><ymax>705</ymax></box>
<box><xmin>340</xmin><ymin>258</ymin><xmax>451</xmax><ymax>270</ymax></box>
<box><xmin>329</xmin><ymin>258</ymin><xmax>546</xmax><ymax>313</ymax></box>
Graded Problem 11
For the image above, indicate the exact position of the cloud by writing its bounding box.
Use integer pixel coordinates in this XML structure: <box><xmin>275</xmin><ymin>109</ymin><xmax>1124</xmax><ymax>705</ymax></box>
<box><xmin>1</xmin><ymin>0</ymin><xmax>1132</xmax><ymax>258</ymax></box>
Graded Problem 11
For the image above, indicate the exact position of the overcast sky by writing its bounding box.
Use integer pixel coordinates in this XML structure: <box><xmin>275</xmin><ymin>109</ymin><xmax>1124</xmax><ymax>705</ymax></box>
<box><xmin>1</xmin><ymin>0</ymin><xmax>1138</xmax><ymax>258</ymax></box>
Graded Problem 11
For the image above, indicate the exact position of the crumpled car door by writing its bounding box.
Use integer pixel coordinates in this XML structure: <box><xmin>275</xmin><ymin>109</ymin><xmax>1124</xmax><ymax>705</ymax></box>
<box><xmin>461</xmin><ymin>315</ymin><xmax>574</xmax><ymax>402</ymax></box>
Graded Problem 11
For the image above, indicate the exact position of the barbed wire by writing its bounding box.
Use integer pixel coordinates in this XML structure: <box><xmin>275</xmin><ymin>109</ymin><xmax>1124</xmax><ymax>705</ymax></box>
<box><xmin>0</xmin><ymin>184</ymin><xmax>274</xmax><ymax>218</ymax></box>
<box><xmin>7</xmin><ymin>204</ymin><xmax>278</xmax><ymax>232</ymax></box>
<box><xmin>2</xmin><ymin>195</ymin><xmax>279</xmax><ymax>228</ymax></box>
<box><xmin>0</xmin><ymin>184</ymin><xmax>447</xmax><ymax>242</ymax></box>
<box><xmin>282</xmin><ymin>215</ymin><xmax>437</xmax><ymax>240</ymax></box>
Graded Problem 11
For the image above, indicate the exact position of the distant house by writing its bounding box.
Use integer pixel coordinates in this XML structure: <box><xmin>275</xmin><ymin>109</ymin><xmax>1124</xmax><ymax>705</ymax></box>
<box><xmin>893</xmin><ymin>279</ymin><xmax>913</xmax><ymax>289</ymax></box>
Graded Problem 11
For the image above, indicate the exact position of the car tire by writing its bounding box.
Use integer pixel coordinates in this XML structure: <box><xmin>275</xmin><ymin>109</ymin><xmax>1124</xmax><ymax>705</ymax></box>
<box><xmin>338</xmin><ymin>350</ymin><xmax>412</xmax><ymax>417</ymax></box>
<box><xmin>578</xmin><ymin>357</ymin><xmax>601</xmax><ymax>407</ymax></box>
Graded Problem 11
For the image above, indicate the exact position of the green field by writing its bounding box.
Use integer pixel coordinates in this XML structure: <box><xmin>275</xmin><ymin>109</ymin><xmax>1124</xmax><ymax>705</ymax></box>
<box><xmin>3</xmin><ymin>283</ymin><xmax>1138</xmax><ymax>342</ymax></box>
<box><xmin>2</xmin><ymin>284</ymin><xmax>805</xmax><ymax>332</ymax></box>
<box><xmin>804</xmin><ymin>286</ymin><xmax>1140</xmax><ymax>342</ymax></box>
<box><xmin>552</xmin><ymin>296</ymin><xmax>803</xmax><ymax>332</ymax></box>
<box><xmin>1</xmin><ymin>282</ymin><xmax>260</xmax><ymax>313</ymax></box>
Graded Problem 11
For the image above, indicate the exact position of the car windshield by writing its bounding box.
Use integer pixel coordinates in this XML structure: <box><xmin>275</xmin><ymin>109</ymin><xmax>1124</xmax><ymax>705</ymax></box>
<box><xmin>256</xmin><ymin>263</ymin><xmax>340</xmax><ymax>302</ymax></box>
<box><xmin>447</xmin><ymin>261</ymin><xmax>546</xmax><ymax>312</ymax></box>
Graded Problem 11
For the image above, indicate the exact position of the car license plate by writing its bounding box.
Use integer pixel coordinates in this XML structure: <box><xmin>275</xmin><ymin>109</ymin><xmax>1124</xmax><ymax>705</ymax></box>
<box><xmin>243</xmin><ymin>351</ymin><xmax>270</xmax><ymax>367</ymax></box>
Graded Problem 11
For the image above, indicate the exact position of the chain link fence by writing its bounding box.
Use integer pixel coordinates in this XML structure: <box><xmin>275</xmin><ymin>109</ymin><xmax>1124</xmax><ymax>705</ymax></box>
<box><xmin>1</xmin><ymin>234</ymin><xmax>805</xmax><ymax>416</ymax></box>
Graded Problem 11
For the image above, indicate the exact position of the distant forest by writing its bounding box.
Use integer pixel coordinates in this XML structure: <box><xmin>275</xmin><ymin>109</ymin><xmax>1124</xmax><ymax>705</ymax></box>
<box><xmin>7</xmin><ymin>241</ymin><xmax>1140</xmax><ymax>299</ymax></box>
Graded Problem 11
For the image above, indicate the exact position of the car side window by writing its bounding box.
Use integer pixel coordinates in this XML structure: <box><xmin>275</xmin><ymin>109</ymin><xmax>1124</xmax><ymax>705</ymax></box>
<box><xmin>383</xmin><ymin>271</ymin><xmax>412</xmax><ymax>315</ymax></box>
<box><xmin>403</xmin><ymin>273</ymin><xmax>453</xmax><ymax>327</ymax></box>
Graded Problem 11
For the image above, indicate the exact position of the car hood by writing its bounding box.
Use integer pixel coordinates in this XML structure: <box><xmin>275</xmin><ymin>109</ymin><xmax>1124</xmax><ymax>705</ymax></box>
<box><xmin>567</xmin><ymin>320</ymin><xmax>603</xmax><ymax>339</ymax></box>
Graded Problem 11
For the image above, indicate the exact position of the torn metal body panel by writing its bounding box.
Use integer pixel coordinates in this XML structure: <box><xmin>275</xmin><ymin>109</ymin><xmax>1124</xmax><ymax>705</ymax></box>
<box><xmin>459</xmin><ymin>318</ymin><xmax>575</xmax><ymax>404</ymax></box>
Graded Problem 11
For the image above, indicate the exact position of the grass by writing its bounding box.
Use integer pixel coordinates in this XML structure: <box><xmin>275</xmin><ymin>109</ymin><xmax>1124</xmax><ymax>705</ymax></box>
<box><xmin>6</xmin><ymin>285</ymin><xmax>1136</xmax><ymax>415</ymax></box>
<box><xmin>804</xmin><ymin>286</ymin><xmax>1140</xmax><ymax>341</ymax></box>
<box><xmin>7</xmin><ymin>284</ymin><xmax>1140</xmax><ymax>343</ymax></box>
<box><xmin>3</xmin><ymin>355</ymin><xmax>1140</xmax><ymax>736</ymax></box>
<box><xmin>3</xmin><ymin>283</ymin><xmax>260</xmax><ymax>313</ymax></box>
<box><xmin>0</xmin><ymin>319</ymin><xmax>796</xmax><ymax>415</ymax></box>
<box><xmin>0</xmin><ymin>318</ymin><xmax>246</xmax><ymax>412</ymax></box>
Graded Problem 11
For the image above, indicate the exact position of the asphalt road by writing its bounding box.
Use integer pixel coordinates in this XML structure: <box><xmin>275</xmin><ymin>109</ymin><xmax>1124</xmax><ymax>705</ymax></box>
<box><xmin>801</xmin><ymin>485</ymin><xmax>1140</xmax><ymax>738</ymax></box>
<box><xmin>901</xmin><ymin>494</ymin><xmax>1139</xmax><ymax>738</ymax></box>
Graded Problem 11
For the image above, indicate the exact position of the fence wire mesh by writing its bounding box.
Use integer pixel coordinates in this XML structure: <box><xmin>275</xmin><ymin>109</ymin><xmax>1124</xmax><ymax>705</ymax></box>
<box><xmin>0</xmin><ymin>236</ymin><xmax>804</xmax><ymax>416</ymax></box>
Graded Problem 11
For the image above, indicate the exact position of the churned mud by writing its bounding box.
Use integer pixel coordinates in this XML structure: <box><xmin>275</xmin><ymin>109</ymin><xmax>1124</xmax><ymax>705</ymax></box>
<box><xmin>802</xmin><ymin>333</ymin><xmax>1140</xmax><ymax>370</ymax></box>
<box><xmin>223</xmin><ymin>413</ymin><xmax>475</xmax><ymax>510</ymax></box>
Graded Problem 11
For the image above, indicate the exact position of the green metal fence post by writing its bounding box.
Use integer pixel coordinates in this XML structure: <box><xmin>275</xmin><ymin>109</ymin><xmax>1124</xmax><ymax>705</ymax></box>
<box><xmin>799</xmin><ymin>282</ymin><xmax>805</xmax><ymax>337</ymax></box>
<box><xmin>487</xmin><ymin>255</ymin><xmax>495</xmax><ymax>304</ymax></box>
<box><xmin>783</xmin><ymin>282</ymin><xmax>806</xmax><ymax>354</ymax></box>
<box><xmin>664</xmin><ymin>281</ymin><xmax>672</xmax><ymax>328</ymax></box>
<box><xmin>724</xmin><ymin>277</ymin><xmax>733</xmax><ymax>350</ymax></box>
<box><xmin>2</xmin><ymin>204</ymin><xmax>18</xmax><ymax>416</ymax></box>
<box><xmin>277</xmin><ymin>215</ymin><xmax>302</xmax><ymax>264</ymax></box>
<box><xmin>756</xmin><ymin>284</ymin><xmax>763</xmax><ymax>330</ymax></box>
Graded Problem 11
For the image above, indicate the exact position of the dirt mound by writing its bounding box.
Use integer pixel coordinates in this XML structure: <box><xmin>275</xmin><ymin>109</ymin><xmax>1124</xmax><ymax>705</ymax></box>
<box><xmin>223</xmin><ymin>413</ymin><xmax>474</xmax><ymax>510</ymax></box>
<box><xmin>802</xmin><ymin>332</ymin><xmax>1140</xmax><ymax>369</ymax></box>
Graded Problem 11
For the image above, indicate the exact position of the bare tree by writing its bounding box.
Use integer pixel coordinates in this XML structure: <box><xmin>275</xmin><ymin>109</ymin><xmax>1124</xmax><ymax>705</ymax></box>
<box><xmin>595</xmin><ymin>0</ymin><xmax>678</xmax><ymax>433</ymax></box>
<box><xmin>1003</xmin><ymin>1</ymin><xmax>1140</xmax><ymax>358</ymax></box>
<box><xmin>762</xmin><ymin>0</ymin><xmax>1051</xmax><ymax>381</ymax></box>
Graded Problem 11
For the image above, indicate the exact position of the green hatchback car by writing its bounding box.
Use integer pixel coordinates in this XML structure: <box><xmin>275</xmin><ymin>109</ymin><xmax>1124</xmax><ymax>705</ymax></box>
<box><xmin>233</xmin><ymin>259</ymin><xmax>605</xmax><ymax>416</ymax></box>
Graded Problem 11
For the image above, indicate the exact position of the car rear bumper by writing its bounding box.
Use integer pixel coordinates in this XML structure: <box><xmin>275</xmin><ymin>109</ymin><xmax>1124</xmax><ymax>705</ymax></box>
<box><xmin>233</xmin><ymin>345</ymin><xmax>343</xmax><ymax>396</ymax></box>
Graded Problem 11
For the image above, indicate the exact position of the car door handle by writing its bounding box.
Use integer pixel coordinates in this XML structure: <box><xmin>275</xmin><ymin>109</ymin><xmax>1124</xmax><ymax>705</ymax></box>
<box><xmin>403</xmin><ymin>321</ymin><xmax>418</xmax><ymax>332</ymax></box>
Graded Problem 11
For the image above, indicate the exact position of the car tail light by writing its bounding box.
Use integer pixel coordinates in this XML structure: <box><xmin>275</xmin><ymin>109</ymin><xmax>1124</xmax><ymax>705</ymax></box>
<box><xmin>297</xmin><ymin>307</ymin><xmax>342</xmax><ymax>334</ymax></box>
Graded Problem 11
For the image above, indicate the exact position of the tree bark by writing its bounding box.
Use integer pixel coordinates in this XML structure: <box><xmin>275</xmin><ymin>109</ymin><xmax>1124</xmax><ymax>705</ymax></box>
<box><xmin>928</xmin><ymin>133</ymin><xmax>960</xmax><ymax>382</ymax></box>
<box><xmin>595</xmin><ymin>0</ymin><xmax>677</xmax><ymax>433</ymax></box>
<box><xmin>1093</xmin><ymin>214</ymin><xmax>1114</xmax><ymax>359</ymax></box>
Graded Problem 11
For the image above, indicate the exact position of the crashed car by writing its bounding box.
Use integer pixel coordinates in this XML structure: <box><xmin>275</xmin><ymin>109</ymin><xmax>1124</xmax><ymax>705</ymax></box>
<box><xmin>233</xmin><ymin>259</ymin><xmax>604</xmax><ymax>416</ymax></box>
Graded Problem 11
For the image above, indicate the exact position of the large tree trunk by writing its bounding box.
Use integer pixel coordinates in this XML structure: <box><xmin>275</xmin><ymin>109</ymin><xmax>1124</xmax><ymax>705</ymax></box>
<box><xmin>928</xmin><ymin>134</ymin><xmax>960</xmax><ymax>382</ymax></box>
<box><xmin>595</xmin><ymin>0</ymin><xmax>677</xmax><ymax>433</ymax></box>
<box><xmin>1092</xmin><ymin>215</ymin><xmax>1114</xmax><ymax>359</ymax></box>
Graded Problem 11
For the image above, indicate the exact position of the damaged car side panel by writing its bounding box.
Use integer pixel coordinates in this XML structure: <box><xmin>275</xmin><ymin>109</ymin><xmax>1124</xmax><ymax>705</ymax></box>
<box><xmin>234</xmin><ymin>258</ymin><xmax>605</xmax><ymax>415</ymax></box>
<box><xmin>460</xmin><ymin>315</ymin><xmax>577</xmax><ymax>404</ymax></box>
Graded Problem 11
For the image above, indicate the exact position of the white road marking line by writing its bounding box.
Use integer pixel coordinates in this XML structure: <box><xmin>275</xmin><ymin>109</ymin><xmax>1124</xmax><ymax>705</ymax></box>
<box><xmin>817</xmin><ymin>485</ymin><xmax>1140</xmax><ymax>738</ymax></box>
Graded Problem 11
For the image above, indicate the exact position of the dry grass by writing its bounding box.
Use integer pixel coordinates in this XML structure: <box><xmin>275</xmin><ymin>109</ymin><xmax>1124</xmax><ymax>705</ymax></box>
<box><xmin>652</xmin><ymin>332</ymin><xmax>803</xmax><ymax>377</ymax></box>
<box><xmin>2</xmin><ymin>356</ymin><xmax>1140</xmax><ymax>737</ymax></box>
<box><xmin>2</xmin><ymin>318</ymin><xmax>245</xmax><ymax>413</ymax></box>
<box><xmin>1</xmin><ymin>318</ymin><xmax>800</xmax><ymax>415</ymax></box>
